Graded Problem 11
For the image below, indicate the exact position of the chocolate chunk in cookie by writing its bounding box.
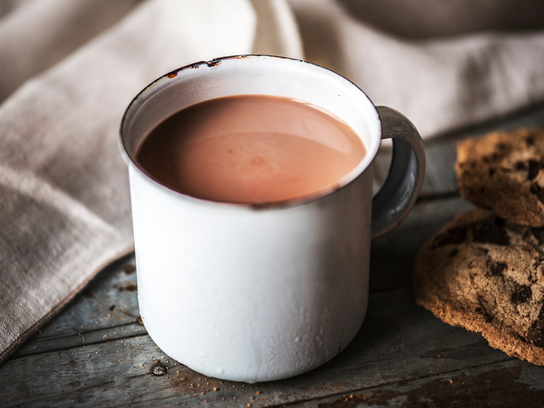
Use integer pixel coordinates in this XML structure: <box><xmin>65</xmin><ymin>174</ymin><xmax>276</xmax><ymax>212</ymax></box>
<box><xmin>413</xmin><ymin>208</ymin><xmax>544</xmax><ymax>366</ymax></box>
<box><xmin>487</xmin><ymin>260</ymin><xmax>507</xmax><ymax>277</ymax></box>
<box><xmin>511</xmin><ymin>285</ymin><xmax>532</xmax><ymax>305</ymax></box>
<box><xmin>456</xmin><ymin>128</ymin><xmax>544</xmax><ymax>227</ymax></box>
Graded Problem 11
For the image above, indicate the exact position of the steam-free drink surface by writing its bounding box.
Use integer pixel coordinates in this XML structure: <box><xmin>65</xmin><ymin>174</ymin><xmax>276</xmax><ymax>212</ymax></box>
<box><xmin>136</xmin><ymin>95</ymin><xmax>366</xmax><ymax>204</ymax></box>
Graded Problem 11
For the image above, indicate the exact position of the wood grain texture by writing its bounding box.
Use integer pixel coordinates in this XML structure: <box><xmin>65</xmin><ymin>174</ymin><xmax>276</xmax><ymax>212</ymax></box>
<box><xmin>295</xmin><ymin>360</ymin><xmax>544</xmax><ymax>407</ymax></box>
<box><xmin>10</xmin><ymin>256</ymin><xmax>144</xmax><ymax>359</ymax></box>
<box><xmin>0</xmin><ymin>287</ymin><xmax>523</xmax><ymax>407</ymax></box>
<box><xmin>370</xmin><ymin>196</ymin><xmax>473</xmax><ymax>292</ymax></box>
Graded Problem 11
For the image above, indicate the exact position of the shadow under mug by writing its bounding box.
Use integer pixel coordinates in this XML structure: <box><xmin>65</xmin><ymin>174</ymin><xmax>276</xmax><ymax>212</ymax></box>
<box><xmin>120</xmin><ymin>55</ymin><xmax>426</xmax><ymax>383</ymax></box>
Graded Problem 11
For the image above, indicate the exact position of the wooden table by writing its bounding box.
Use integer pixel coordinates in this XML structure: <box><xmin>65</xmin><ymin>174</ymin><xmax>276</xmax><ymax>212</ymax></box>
<box><xmin>3</xmin><ymin>106</ymin><xmax>544</xmax><ymax>407</ymax></box>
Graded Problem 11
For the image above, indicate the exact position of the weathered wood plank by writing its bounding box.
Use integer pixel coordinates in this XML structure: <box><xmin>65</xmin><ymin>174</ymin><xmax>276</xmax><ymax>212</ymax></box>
<box><xmin>12</xmin><ymin>322</ymin><xmax>146</xmax><ymax>359</ymax></box>
<box><xmin>370</xmin><ymin>195</ymin><xmax>473</xmax><ymax>292</ymax></box>
<box><xmin>293</xmin><ymin>359</ymin><xmax>544</xmax><ymax>408</ymax></box>
<box><xmin>374</xmin><ymin>103</ymin><xmax>544</xmax><ymax>197</ymax></box>
<box><xmin>10</xmin><ymin>256</ymin><xmax>143</xmax><ymax>359</ymax></box>
<box><xmin>0</xmin><ymin>285</ymin><xmax>527</xmax><ymax>407</ymax></box>
<box><xmin>374</xmin><ymin>140</ymin><xmax>459</xmax><ymax>198</ymax></box>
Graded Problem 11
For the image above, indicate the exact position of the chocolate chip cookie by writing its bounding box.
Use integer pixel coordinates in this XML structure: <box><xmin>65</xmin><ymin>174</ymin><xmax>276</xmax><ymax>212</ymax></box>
<box><xmin>413</xmin><ymin>208</ymin><xmax>544</xmax><ymax>365</ymax></box>
<box><xmin>456</xmin><ymin>128</ymin><xmax>544</xmax><ymax>227</ymax></box>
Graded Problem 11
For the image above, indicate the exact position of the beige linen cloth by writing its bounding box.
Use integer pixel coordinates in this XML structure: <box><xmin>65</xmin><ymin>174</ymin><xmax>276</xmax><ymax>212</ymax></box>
<box><xmin>1</xmin><ymin>0</ymin><xmax>544</xmax><ymax>363</ymax></box>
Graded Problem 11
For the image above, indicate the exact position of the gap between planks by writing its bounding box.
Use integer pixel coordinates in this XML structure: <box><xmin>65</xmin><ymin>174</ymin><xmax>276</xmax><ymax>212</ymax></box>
<box><xmin>277</xmin><ymin>358</ymin><xmax>543</xmax><ymax>408</ymax></box>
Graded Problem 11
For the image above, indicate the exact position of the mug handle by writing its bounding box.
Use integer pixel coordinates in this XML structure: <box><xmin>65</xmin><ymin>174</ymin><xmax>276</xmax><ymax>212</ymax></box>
<box><xmin>371</xmin><ymin>106</ymin><xmax>426</xmax><ymax>239</ymax></box>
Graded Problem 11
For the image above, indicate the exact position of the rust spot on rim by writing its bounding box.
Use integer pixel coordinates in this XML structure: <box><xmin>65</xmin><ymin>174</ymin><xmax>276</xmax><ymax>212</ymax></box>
<box><xmin>206</xmin><ymin>59</ymin><xmax>221</xmax><ymax>67</ymax></box>
<box><xmin>123</xmin><ymin>264</ymin><xmax>136</xmax><ymax>274</ymax></box>
<box><xmin>183</xmin><ymin>62</ymin><xmax>201</xmax><ymax>70</ymax></box>
<box><xmin>167</xmin><ymin>63</ymin><xmax>202</xmax><ymax>79</ymax></box>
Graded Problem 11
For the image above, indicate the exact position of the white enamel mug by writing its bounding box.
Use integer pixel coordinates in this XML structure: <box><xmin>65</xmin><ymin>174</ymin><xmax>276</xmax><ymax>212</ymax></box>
<box><xmin>120</xmin><ymin>55</ymin><xmax>425</xmax><ymax>383</ymax></box>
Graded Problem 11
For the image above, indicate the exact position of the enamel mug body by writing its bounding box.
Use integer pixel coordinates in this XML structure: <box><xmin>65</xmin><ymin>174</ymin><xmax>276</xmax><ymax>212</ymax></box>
<box><xmin>120</xmin><ymin>55</ymin><xmax>425</xmax><ymax>382</ymax></box>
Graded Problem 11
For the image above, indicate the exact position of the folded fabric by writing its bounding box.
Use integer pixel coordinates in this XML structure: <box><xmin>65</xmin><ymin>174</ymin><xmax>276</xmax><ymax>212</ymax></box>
<box><xmin>289</xmin><ymin>0</ymin><xmax>544</xmax><ymax>137</ymax></box>
<box><xmin>0</xmin><ymin>0</ymin><xmax>140</xmax><ymax>102</ymax></box>
<box><xmin>0</xmin><ymin>0</ymin><xmax>36</xmax><ymax>19</ymax></box>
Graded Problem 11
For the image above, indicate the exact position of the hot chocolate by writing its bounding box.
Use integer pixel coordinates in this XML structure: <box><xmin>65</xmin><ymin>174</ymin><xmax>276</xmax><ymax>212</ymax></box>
<box><xmin>136</xmin><ymin>95</ymin><xmax>366</xmax><ymax>204</ymax></box>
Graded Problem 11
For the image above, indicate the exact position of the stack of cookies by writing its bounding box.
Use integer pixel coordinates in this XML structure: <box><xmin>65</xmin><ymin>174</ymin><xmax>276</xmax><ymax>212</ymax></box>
<box><xmin>413</xmin><ymin>128</ymin><xmax>544</xmax><ymax>365</ymax></box>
